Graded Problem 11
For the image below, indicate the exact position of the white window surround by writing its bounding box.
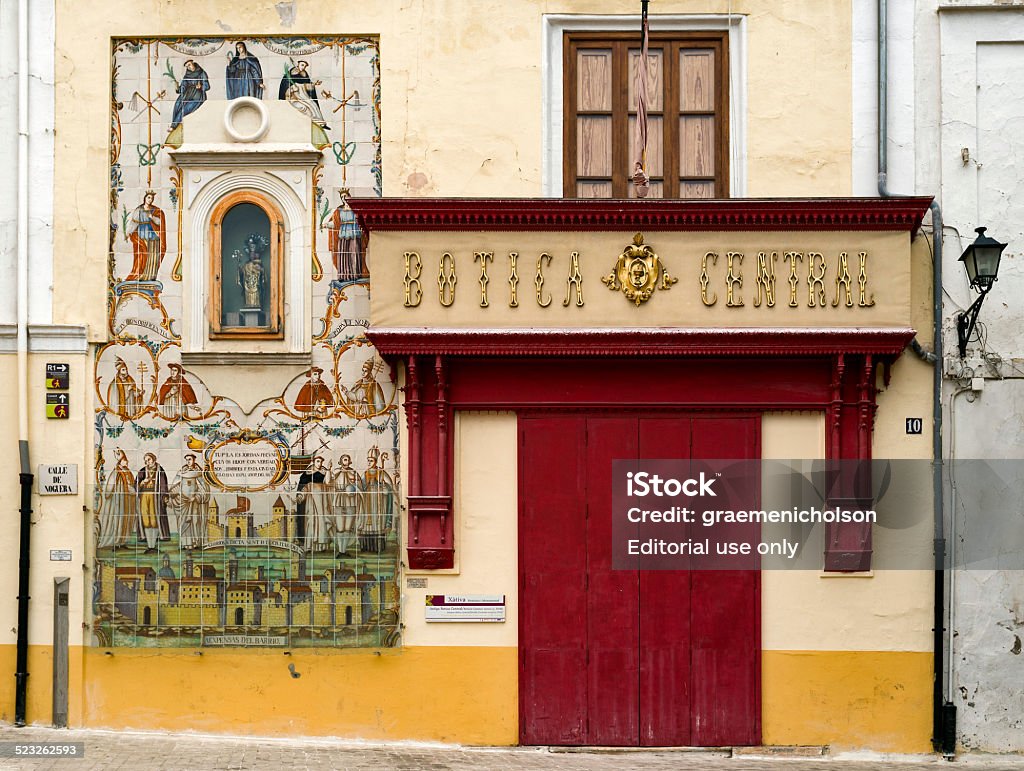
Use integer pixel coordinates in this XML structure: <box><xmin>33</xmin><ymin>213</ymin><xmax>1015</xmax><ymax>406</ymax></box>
<box><xmin>171</xmin><ymin>163</ymin><xmax>316</xmax><ymax>355</ymax></box>
<box><xmin>542</xmin><ymin>13</ymin><xmax>748</xmax><ymax>198</ymax></box>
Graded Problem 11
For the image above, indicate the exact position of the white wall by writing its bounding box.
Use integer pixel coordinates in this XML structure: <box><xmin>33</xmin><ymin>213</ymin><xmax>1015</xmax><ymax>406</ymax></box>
<box><xmin>0</xmin><ymin>0</ymin><xmax>55</xmax><ymax>327</ymax></box>
<box><xmin>936</xmin><ymin>5</ymin><xmax>1024</xmax><ymax>752</ymax></box>
<box><xmin>855</xmin><ymin>0</ymin><xmax>1024</xmax><ymax>750</ymax></box>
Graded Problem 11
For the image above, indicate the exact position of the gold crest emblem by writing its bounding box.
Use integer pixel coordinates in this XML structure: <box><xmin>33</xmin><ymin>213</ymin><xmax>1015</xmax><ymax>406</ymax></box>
<box><xmin>601</xmin><ymin>233</ymin><xmax>678</xmax><ymax>306</ymax></box>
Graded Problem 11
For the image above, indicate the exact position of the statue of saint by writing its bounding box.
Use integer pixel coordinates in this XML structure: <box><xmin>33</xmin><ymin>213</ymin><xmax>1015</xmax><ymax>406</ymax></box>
<box><xmin>236</xmin><ymin>233</ymin><xmax>268</xmax><ymax>309</ymax></box>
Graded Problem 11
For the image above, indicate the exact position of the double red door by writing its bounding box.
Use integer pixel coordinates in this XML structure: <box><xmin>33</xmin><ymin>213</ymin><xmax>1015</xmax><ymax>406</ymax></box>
<box><xmin>519</xmin><ymin>414</ymin><xmax>760</xmax><ymax>746</ymax></box>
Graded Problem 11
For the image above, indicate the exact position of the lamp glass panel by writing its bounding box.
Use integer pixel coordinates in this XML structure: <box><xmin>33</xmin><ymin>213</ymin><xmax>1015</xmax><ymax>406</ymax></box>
<box><xmin>974</xmin><ymin>245</ymin><xmax>1002</xmax><ymax>279</ymax></box>
<box><xmin>963</xmin><ymin>249</ymin><xmax>979</xmax><ymax>284</ymax></box>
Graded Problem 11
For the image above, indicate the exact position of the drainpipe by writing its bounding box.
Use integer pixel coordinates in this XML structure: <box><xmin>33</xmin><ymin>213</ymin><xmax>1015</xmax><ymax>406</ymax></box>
<box><xmin>14</xmin><ymin>0</ymin><xmax>34</xmax><ymax>727</ymax></box>
<box><xmin>875</xmin><ymin>0</ymin><xmax>951</xmax><ymax>753</ymax></box>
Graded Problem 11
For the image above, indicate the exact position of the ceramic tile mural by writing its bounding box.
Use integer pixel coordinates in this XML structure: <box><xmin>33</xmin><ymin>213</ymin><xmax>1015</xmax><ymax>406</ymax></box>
<box><xmin>94</xmin><ymin>37</ymin><xmax>398</xmax><ymax>648</ymax></box>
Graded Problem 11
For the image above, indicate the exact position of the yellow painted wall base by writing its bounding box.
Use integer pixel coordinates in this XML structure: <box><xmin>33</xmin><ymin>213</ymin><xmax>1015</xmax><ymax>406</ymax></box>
<box><xmin>0</xmin><ymin>646</ymin><xmax>85</xmax><ymax>727</ymax></box>
<box><xmin>79</xmin><ymin>646</ymin><xmax>517</xmax><ymax>744</ymax></box>
<box><xmin>3</xmin><ymin>645</ymin><xmax>930</xmax><ymax>751</ymax></box>
<box><xmin>762</xmin><ymin>650</ymin><xmax>933</xmax><ymax>753</ymax></box>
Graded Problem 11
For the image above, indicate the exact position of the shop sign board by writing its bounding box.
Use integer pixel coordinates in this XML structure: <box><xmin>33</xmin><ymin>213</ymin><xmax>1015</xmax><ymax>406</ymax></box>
<box><xmin>425</xmin><ymin>594</ymin><xmax>506</xmax><ymax>623</ymax></box>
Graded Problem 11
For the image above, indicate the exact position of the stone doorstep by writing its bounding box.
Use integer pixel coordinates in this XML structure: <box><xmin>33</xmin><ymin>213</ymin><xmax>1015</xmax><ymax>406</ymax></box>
<box><xmin>547</xmin><ymin>746</ymin><xmax>732</xmax><ymax>755</ymax></box>
<box><xmin>732</xmin><ymin>746</ymin><xmax>830</xmax><ymax>757</ymax></box>
<box><xmin>547</xmin><ymin>746</ymin><xmax>828</xmax><ymax>756</ymax></box>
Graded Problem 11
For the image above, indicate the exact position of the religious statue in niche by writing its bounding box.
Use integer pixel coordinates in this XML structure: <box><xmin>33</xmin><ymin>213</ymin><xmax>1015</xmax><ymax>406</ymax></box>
<box><xmin>234</xmin><ymin>232</ymin><xmax>269</xmax><ymax>326</ymax></box>
<box><xmin>293</xmin><ymin>366</ymin><xmax>335</xmax><ymax>418</ymax></box>
<box><xmin>225</xmin><ymin>41</ymin><xmax>264</xmax><ymax>99</ymax></box>
<box><xmin>170</xmin><ymin>60</ymin><xmax>209</xmax><ymax>129</ymax></box>
<box><xmin>125</xmin><ymin>191</ymin><xmax>166</xmax><ymax>282</ymax></box>
<box><xmin>327</xmin><ymin>189</ymin><xmax>364</xmax><ymax>283</ymax></box>
<box><xmin>279</xmin><ymin>60</ymin><xmax>329</xmax><ymax>129</ymax></box>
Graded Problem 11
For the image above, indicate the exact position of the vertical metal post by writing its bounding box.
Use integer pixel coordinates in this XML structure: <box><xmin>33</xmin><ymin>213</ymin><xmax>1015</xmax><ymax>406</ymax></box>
<box><xmin>52</xmin><ymin>578</ymin><xmax>70</xmax><ymax>728</ymax></box>
<box><xmin>14</xmin><ymin>464</ymin><xmax>33</xmax><ymax>726</ymax></box>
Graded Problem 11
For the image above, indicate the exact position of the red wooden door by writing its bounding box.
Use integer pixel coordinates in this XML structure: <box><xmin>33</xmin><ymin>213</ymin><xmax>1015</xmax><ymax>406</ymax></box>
<box><xmin>585</xmin><ymin>418</ymin><xmax>639</xmax><ymax>744</ymax></box>
<box><xmin>638</xmin><ymin>417</ymin><xmax>693</xmax><ymax>746</ymax></box>
<box><xmin>690</xmin><ymin>416</ymin><xmax>761</xmax><ymax>746</ymax></box>
<box><xmin>519</xmin><ymin>413</ymin><xmax>759</xmax><ymax>747</ymax></box>
<box><xmin>519</xmin><ymin>416</ymin><xmax>588</xmax><ymax>744</ymax></box>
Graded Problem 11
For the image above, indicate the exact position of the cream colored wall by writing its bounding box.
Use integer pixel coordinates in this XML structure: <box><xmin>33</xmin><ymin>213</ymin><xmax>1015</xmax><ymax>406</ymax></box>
<box><xmin>54</xmin><ymin>0</ymin><xmax>854</xmax><ymax>341</ymax></box>
<box><xmin>0</xmin><ymin>354</ymin><xmax>90</xmax><ymax>647</ymax></box>
<box><xmin>874</xmin><ymin>234</ymin><xmax>935</xmax><ymax>460</ymax></box>
<box><xmin>761</xmin><ymin>411</ymin><xmax>933</xmax><ymax>652</ymax></box>
<box><xmin>402</xmin><ymin>412</ymin><xmax>519</xmax><ymax>647</ymax></box>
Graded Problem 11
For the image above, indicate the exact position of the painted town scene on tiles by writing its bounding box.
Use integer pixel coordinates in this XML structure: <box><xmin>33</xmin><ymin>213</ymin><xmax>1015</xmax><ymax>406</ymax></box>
<box><xmin>94</xmin><ymin>36</ymin><xmax>398</xmax><ymax>648</ymax></box>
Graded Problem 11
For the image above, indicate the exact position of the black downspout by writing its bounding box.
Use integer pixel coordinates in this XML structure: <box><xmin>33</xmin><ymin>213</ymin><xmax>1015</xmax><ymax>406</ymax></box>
<box><xmin>15</xmin><ymin>440</ymin><xmax>32</xmax><ymax>726</ymax></box>
<box><xmin>876</xmin><ymin>0</ymin><xmax>952</xmax><ymax>753</ymax></box>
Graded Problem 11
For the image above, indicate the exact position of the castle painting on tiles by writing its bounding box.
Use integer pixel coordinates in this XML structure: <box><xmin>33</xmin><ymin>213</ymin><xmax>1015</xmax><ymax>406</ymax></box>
<box><xmin>94</xmin><ymin>37</ymin><xmax>398</xmax><ymax>648</ymax></box>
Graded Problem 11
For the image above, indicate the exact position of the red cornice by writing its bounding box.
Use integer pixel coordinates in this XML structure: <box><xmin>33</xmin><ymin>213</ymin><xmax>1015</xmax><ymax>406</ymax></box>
<box><xmin>348</xmin><ymin>197</ymin><xmax>934</xmax><ymax>238</ymax></box>
<box><xmin>365</xmin><ymin>327</ymin><xmax>917</xmax><ymax>358</ymax></box>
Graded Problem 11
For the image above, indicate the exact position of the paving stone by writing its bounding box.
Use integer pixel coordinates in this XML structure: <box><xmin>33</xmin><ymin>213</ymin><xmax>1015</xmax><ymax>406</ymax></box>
<box><xmin>0</xmin><ymin>725</ymin><xmax>1022</xmax><ymax>771</ymax></box>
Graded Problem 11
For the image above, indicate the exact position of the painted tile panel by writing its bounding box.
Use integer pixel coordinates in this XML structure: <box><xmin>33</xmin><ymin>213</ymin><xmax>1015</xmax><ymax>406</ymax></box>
<box><xmin>95</xmin><ymin>37</ymin><xmax>396</xmax><ymax>649</ymax></box>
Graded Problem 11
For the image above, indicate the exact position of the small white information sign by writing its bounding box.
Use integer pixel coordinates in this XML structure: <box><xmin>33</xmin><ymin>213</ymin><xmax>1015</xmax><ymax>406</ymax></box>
<box><xmin>425</xmin><ymin>594</ymin><xmax>506</xmax><ymax>623</ymax></box>
<box><xmin>49</xmin><ymin>549</ymin><xmax>72</xmax><ymax>562</ymax></box>
<box><xmin>37</xmin><ymin>464</ymin><xmax>78</xmax><ymax>495</ymax></box>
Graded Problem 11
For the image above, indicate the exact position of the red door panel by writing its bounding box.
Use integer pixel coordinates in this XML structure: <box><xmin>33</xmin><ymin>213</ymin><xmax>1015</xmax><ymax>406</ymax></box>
<box><xmin>519</xmin><ymin>416</ymin><xmax>588</xmax><ymax>744</ymax></box>
<box><xmin>690</xmin><ymin>416</ymin><xmax>761</xmax><ymax>746</ymax></box>
<box><xmin>520</xmin><ymin>412</ymin><xmax>761</xmax><ymax>747</ymax></box>
<box><xmin>638</xmin><ymin>417</ymin><xmax>693</xmax><ymax>746</ymax></box>
<box><xmin>584</xmin><ymin>418</ymin><xmax>639</xmax><ymax>745</ymax></box>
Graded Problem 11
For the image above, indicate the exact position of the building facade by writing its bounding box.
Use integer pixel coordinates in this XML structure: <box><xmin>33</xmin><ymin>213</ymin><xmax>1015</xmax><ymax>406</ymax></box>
<box><xmin>1</xmin><ymin>0</ymin><xmax>992</xmax><ymax>753</ymax></box>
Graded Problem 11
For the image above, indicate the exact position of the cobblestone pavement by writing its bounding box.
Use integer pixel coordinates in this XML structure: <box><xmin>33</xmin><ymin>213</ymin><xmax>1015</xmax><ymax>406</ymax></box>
<box><xmin>0</xmin><ymin>725</ymin><xmax>1022</xmax><ymax>771</ymax></box>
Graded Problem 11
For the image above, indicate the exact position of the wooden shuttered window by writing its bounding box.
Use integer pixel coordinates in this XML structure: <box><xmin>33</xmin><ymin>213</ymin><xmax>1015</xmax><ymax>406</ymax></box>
<box><xmin>564</xmin><ymin>31</ymin><xmax>729</xmax><ymax>199</ymax></box>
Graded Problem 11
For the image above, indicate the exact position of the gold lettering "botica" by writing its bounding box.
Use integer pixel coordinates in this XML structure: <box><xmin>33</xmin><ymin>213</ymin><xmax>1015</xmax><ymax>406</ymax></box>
<box><xmin>438</xmin><ymin>252</ymin><xmax>457</xmax><ymax>307</ymax></box>
<box><xmin>403</xmin><ymin>251</ymin><xmax>423</xmax><ymax>307</ymax></box>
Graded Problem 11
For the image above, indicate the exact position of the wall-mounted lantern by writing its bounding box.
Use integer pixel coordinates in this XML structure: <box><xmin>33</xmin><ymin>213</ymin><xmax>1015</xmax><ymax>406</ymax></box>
<box><xmin>957</xmin><ymin>227</ymin><xmax>1006</xmax><ymax>357</ymax></box>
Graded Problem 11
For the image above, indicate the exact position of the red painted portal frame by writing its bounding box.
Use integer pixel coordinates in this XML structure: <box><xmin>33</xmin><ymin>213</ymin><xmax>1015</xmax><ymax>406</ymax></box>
<box><xmin>376</xmin><ymin>335</ymin><xmax>911</xmax><ymax>570</ymax></box>
<box><xmin>353</xmin><ymin>196</ymin><xmax>931</xmax><ymax>571</ymax></box>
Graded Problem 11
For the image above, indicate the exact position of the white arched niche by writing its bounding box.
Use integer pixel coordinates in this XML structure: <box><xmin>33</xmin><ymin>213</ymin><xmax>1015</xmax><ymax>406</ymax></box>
<box><xmin>176</xmin><ymin>164</ymin><xmax>317</xmax><ymax>356</ymax></box>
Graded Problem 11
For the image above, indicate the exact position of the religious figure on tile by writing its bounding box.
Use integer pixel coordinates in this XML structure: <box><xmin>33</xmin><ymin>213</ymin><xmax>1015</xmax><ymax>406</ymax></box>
<box><xmin>157</xmin><ymin>362</ymin><xmax>199</xmax><ymax>420</ymax></box>
<box><xmin>327</xmin><ymin>189</ymin><xmax>364</xmax><ymax>282</ymax></box>
<box><xmin>296</xmin><ymin>456</ymin><xmax>336</xmax><ymax>554</ymax></box>
<box><xmin>125</xmin><ymin>191</ymin><xmax>166</xmax><ymax>282</ymax></box>
<box><xmin>136</xmin><ymin>452</ymin><xmax>171</xmax><ymax>553</ymax></box>
<box><xmin>294</xmin><ymin>366</ymin><xmax>335</xmax><ymax>418</ymax></box>
<box><xmin>96</xmin><ymin>449</ymin><xmax>138</xmax><ymax>549</ymax></box>
<box><xmin>359</xmin><ymin>447</ymin><xmax>395</xmax><ymax>554</ymax></box>
<box><xmin>171</xmin><ymin>454</ymin><xmax>209</xmax><ymax>551</ymax></box>
<box><xmin>279</xmin><ymin>60</ymin><xmax>329</xmax><ymax>129</ymax></box>
<box><xmin>226</xmin><ymin>41</ymin><xmax>264</xmax><ymax>99</ymax></box>
<box><xmin>331</xmin><ymin>454</ymin><xmax>361</xmax><ymax>556</ymax></box>
<box><xmin>339</xmin><ymin>358</ymin><xmax>388</xmax><ymax>419</ymax></box>
<box><xmin>106</xmin><ymin>357</ymin><xmax>144</xmax><ymax>420</ymax></box>
<box><xmin>170</xmin><ymin>60</ymin><xmax>210</xmax><ymax>129</ymax></box>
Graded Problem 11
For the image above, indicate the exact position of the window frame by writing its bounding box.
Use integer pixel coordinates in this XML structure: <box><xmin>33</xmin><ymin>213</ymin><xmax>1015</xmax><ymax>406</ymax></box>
<box><xmin>208</xmin><ymin>190</ymin><xmax>285</xmax><ymax>340</ymax></box>
<box><xmin>563</xmin><ymin>30</ymin><xmax>730</xmax><ymax>200</ymax></box>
